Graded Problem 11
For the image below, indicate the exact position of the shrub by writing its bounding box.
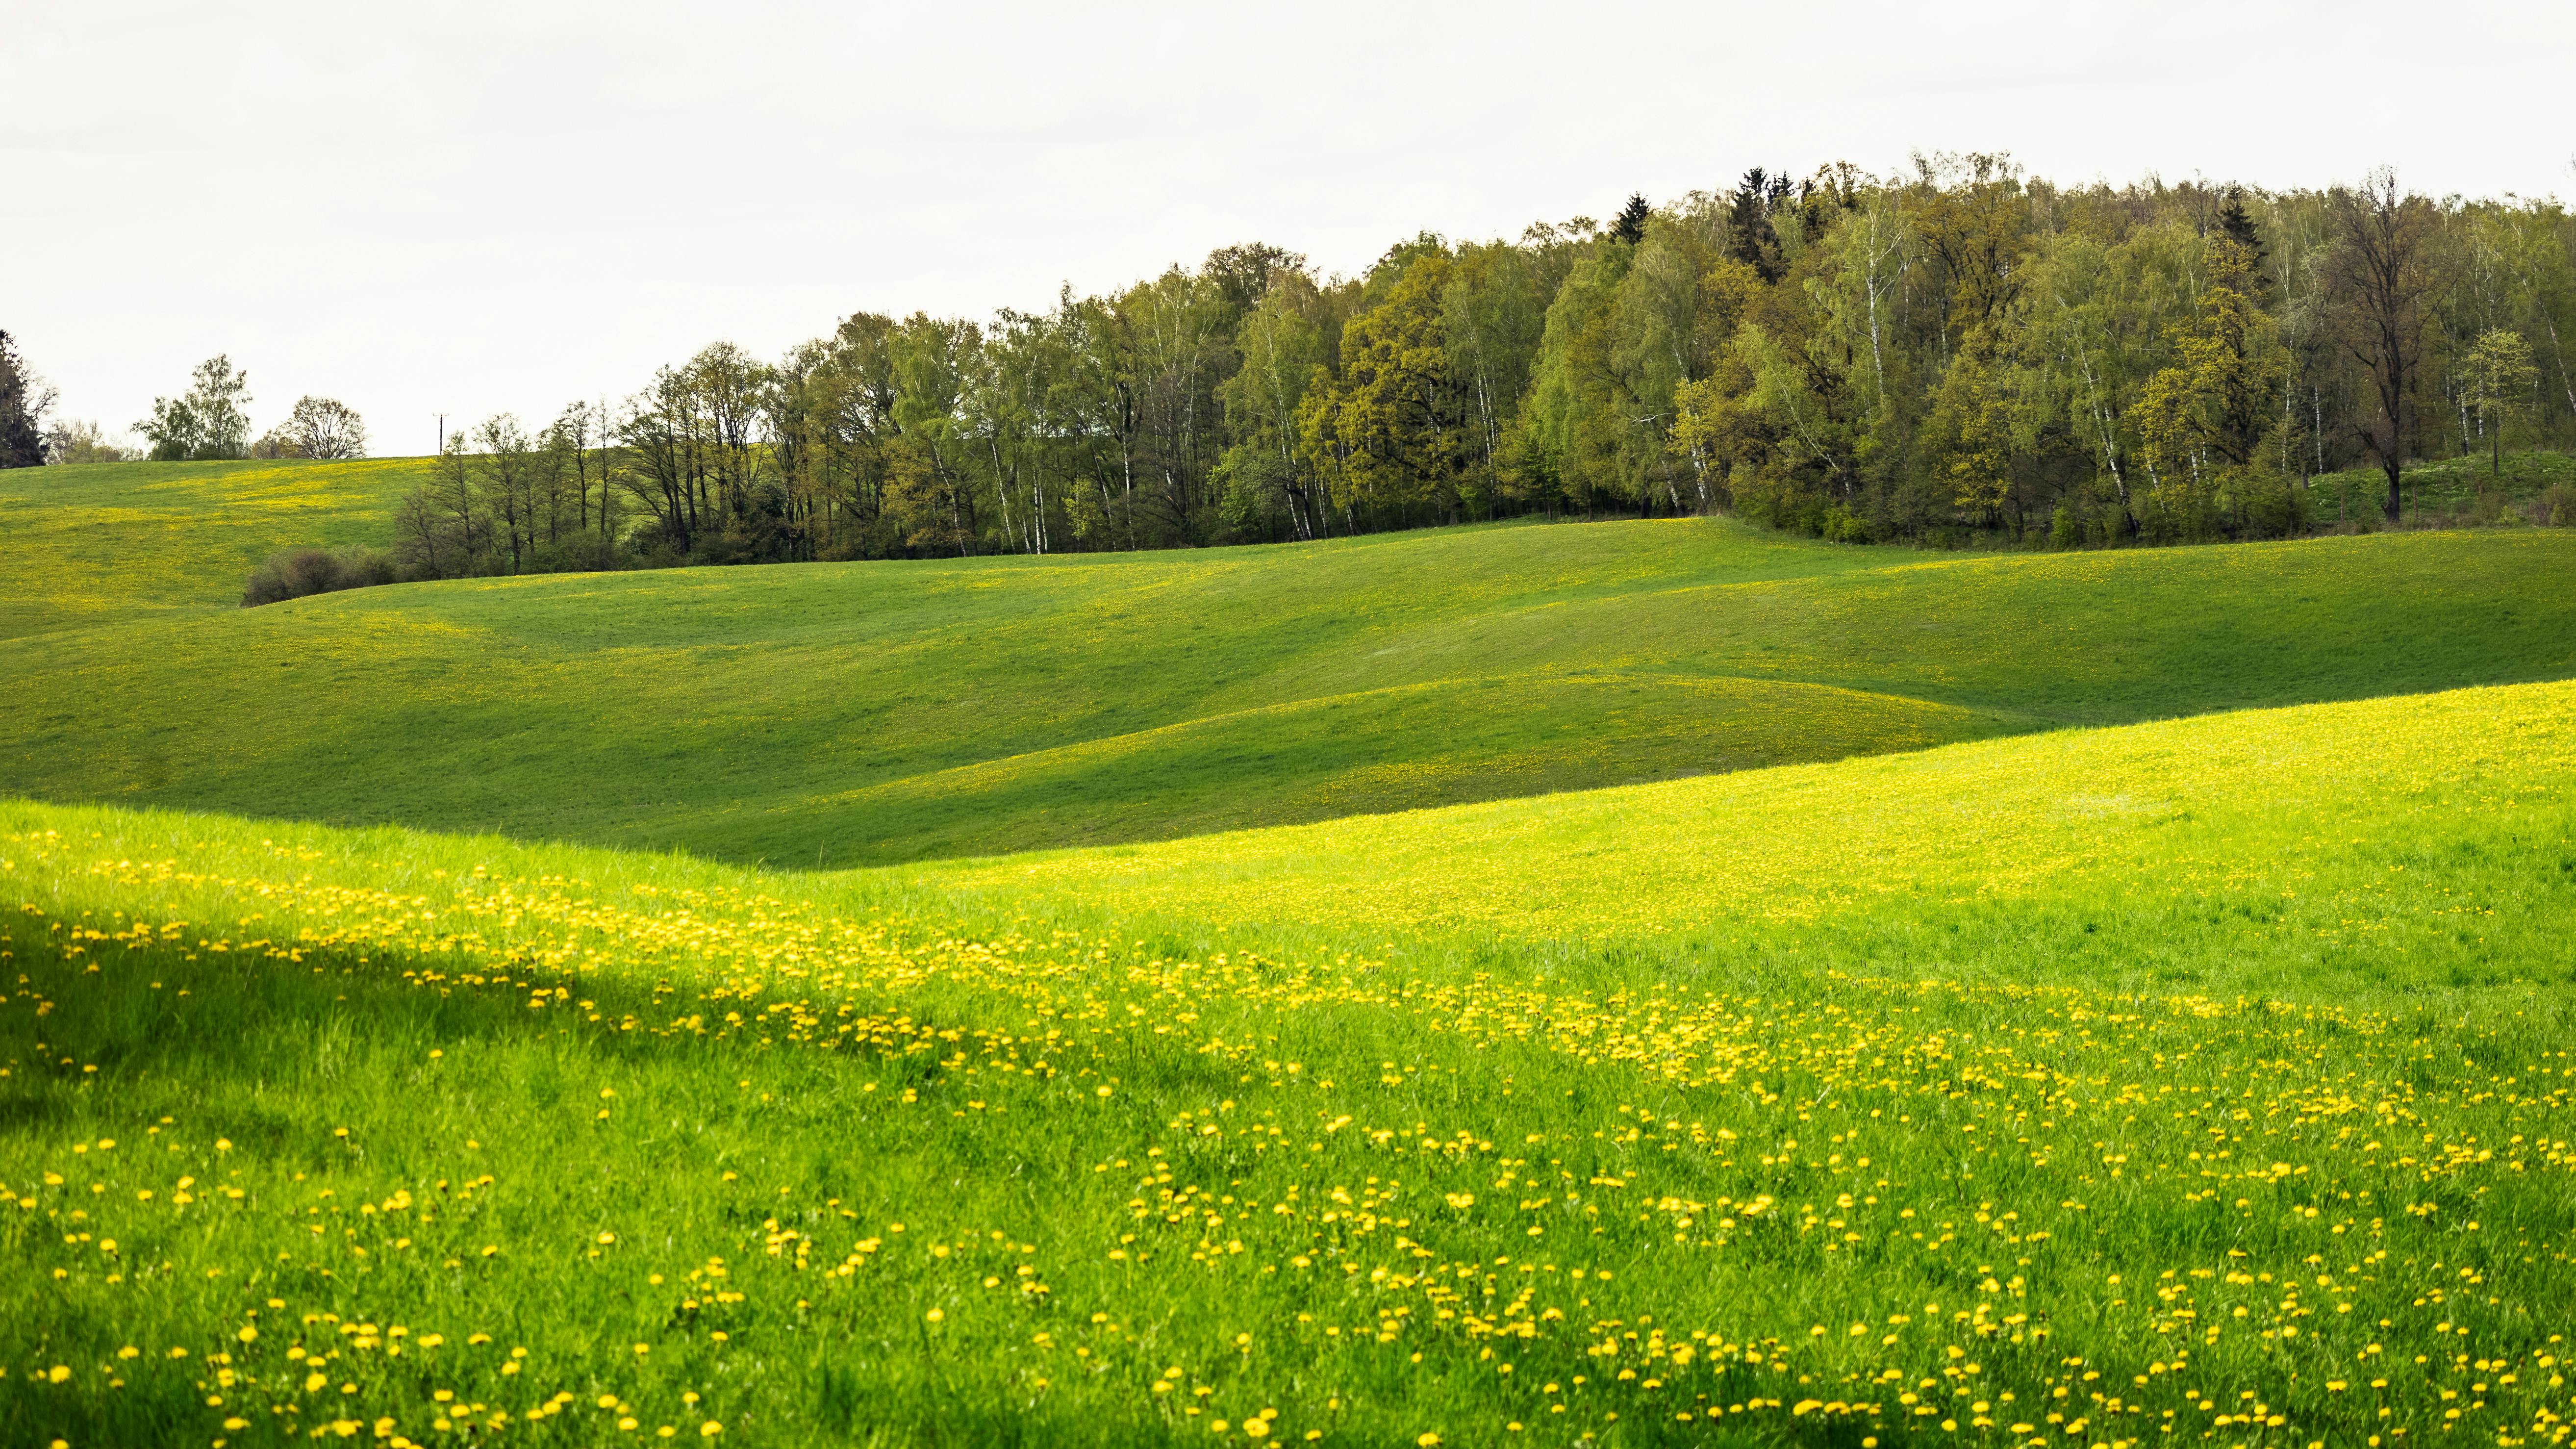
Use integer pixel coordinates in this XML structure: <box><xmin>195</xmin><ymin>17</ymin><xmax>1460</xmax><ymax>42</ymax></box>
<box><xmin>241</xmin><ymin>547</ymin><xmax>401</xmax><ymax>607</ymax></box>
<box><xmin>2539</xmin><ymin>483</ymin><xmax>2576</xmax><ymax>528</ymax></box>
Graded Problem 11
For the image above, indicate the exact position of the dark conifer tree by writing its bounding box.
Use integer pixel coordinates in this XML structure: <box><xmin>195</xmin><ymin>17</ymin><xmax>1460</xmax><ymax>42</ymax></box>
<box><xmin>0</xmin><ymin>330</ymin><xmax>48</xmax><ymax>468</ymax></box>
<box><xmin>2217</xmin><ymin>185</ymin><xmax>2272</xmax><ymax>302</ymax></box>
<box><xmin>2218</xmin><ymin>186</ymin><xmax>2265</xmax><ymax>264</ymax></box>
<box><xmin>1728</xmin><ymin>169</ymin><xmax>1787</xmax><ymax>281</ymax></box>
<box><xmin>1609</xmin><ymin>193</ymin><xmax>1651</xmax><ymax>246</ymax></box>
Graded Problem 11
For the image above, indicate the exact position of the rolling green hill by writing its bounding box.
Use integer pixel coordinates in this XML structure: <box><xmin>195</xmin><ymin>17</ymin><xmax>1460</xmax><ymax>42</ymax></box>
<box><xmin>6</xmin><ymin>453</ymin><xmax>2576</xmax><ymax>1445</ymax></box>
<box><xmin>5</xmin><ymin>678</ymin><xmax>2573</xmax><ymax>1445</ymax></box>
<box><xmin>909</xmin><ymin>675</ymin><xmax>2576</xmax><ymax>1003</ymax></box>
<box><xmin>3</xmin><ymin>457</ymin><xmax>2575</xmax><ymax>864</ymax></box>
<box><xmin>0</xmin><ymin>457</ymin><xmax>427</xmax><ymax>641</ymax></box>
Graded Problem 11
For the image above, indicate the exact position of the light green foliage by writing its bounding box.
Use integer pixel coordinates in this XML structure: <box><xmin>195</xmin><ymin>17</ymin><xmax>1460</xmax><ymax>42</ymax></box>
<box><xmin>1992</xmin><ymin>226</ymin><xmax>2201</xmax><ymax>526</ymax></box>
<box><xmin>212</xmin><ymin>173</ymin><xmax>2571</xmax><ymax>569</ymax></box>
<box><xmin>2463</xmin><ymin>330</ymin><xmax>2542</xmax><ymax>482</ymax></box>
<box><xmin>137</xmin><ymin>356</ymin><xmax>255</xmax><ymax>463</ymax></box>
<box><xmin>1520</xmin><ymin>228</ymin><xmax>1712</xmax><ymax>516</ymax></box>
<box><xmin>1801</xmin><ymin>187</ymin><xmax>1916</xmax><ymax>440</ymax></box>
<box><xmin>1438</xmin><ymin>239</ymin><xmax>1553</xmax><ymax>506</ymax></box>
<box><xmin>1519</xmin><ymin>240</ymin><xmax>1629</xmax><ymax>511</ymax></box>
<box><xmin>1731</xmin><ymin>320</ymin><xmax>1863</xmax><ymax>531</ymax></box>
<box><xmin>1215</xmin><ymin>273</ymin><xmax>1337</xmax><ymax>539</ymax></box>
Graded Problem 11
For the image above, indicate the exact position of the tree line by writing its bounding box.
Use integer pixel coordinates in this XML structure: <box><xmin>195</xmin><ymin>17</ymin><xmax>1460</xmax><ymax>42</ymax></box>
<box><xmin>407</xmin><ymin>158</ymin><xmax>2573</xmax><ymax>572</ymax></box>
<box><xmin>0</xmin><ymin>343</ymin><xmax>370</xmax><ymax>467</ymax></box>
<box><xmin>22</xmin><ymin>156</ymin><xmax>2576</xmax><ymax>567</ymax></box>
<box><xmin>129</xmin><ymin>357</ymin><xmax>368</xmax><ymax>462</ymax></box>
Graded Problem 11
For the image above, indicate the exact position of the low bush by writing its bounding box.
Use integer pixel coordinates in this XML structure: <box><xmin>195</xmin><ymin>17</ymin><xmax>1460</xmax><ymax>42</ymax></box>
<box><xmin>2538</xmin><ymin>482</ymin><xmax>2576</xmax><ymax>527</ymax></box>
<box><xmin>241</xmin><ymin>546</ymin><xmax>402</xmax><ymax>607</ymax></box>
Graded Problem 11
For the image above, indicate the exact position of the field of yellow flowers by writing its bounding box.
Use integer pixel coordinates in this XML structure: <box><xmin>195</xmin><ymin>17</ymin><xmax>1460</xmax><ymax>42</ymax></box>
<box><xmin>6</xmin><ymin>678</ymin><xmax>2576</xmax><ymax>1447</ymax></box>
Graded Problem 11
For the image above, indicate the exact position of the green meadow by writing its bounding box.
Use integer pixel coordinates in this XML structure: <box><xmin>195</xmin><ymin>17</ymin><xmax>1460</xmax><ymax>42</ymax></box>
<box><xmin>3</xmin><ymin>458</ymin><xmax>2574</xmax><ymax>864</ymax></box>
<box><xmin>5</xmin><ymin>681</ymin><xmax>2576</xmax><ymax>1448</ymax></box>
<box><xmin>0</xmin><ymin>458</ymin><xmax>427</xmax><ymax>641</ymax></box>
<box><xmin>3</xmin><ymin>456</ymin><xmax>2576</xmax><ymax>1448</ymax></box>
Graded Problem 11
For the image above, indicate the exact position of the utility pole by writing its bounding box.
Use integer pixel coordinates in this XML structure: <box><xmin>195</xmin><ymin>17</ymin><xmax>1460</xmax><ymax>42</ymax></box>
<box><xmin>436</xmin><ymin>413</ymin><xmax>445</xmax><ymax>458</ymax></box>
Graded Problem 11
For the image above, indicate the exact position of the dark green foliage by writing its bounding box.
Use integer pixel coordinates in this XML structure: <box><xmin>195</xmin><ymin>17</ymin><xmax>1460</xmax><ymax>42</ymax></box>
<box><xmin>1608</xmin><ymin>192</ymin><xmax>1650</xmax><ymax>246</ymax></box>
<box><xmin>240</xmin><ymin>546</ymin><xmax>401</xmax><ymax>607</ymax></box>
<box><xmin>2218</xmin><ymin>184</ymin><xmax>2265</xmax><ymax>266</ymax></box>
<box><xmin>0</xmin><ymin>330</ymin><xmax>49</xmax><ymax>469</ymax></box>
<box><xmin>1725</xmin><ymin>167</ymin><xmax>1788</xmax><ymax>280</ymax></box>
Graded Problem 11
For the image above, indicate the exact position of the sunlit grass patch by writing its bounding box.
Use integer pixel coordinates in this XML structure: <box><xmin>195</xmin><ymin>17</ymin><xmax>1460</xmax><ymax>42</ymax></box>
<box><xmin>0</xmin><ymin>457</ymin><xmax>429</xmax><ymax>640</ymax></box>
<box><xmin>4</xmin><ymin>675</ymin><xmax>2576</xmax><ymax>1444</ymax></box>
<box><xmin>908</xmin><ymin>676</ymin><xmax>2576</xmax><ymax>968</ymax></box>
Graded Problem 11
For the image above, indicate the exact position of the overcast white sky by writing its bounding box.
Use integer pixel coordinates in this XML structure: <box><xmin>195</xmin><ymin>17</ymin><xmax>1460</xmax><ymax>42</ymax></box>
<box><xmin>8</xmin><ymin>0</ymin><xmax>2572</xmax><ymax>457</ymax></box>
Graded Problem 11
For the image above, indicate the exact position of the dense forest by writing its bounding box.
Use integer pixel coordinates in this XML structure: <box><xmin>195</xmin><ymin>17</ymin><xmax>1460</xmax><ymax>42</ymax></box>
<box><xmin>67</xmin><ymin>156</ymin><xmax>2576</xmax><ymax>581</ymax></box>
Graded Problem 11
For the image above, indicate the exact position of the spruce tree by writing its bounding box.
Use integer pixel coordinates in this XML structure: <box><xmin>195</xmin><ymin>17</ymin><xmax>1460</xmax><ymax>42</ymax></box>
<box><xmin>1609</xmin><ymin>193</ymin><xmax>1651</xmax><ymax>246</ymax></box>
<box><xmin>0</xmin><ymin>330</ymin><xmax>48</xmax><ymax>468</ymax></box>
<box><xmin>2218</xmin><ymin>186</ymin><xmax>2265</xmax><ymax>266</ymax></box>
<box><xmin>1728</xmin><ymin>169</ymin><xmax>1787</xmax><ymax>281</ymax></box>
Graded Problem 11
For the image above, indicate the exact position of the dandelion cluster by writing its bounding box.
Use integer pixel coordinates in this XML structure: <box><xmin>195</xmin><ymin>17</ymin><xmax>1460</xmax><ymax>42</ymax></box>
<box><xmin>4</xmin><ymin>792</ymin><xmax>2575</xmax><ymax>1448</ymax></box>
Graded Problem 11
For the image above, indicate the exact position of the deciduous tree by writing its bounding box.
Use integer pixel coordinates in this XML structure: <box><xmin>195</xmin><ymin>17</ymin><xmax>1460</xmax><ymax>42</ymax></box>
<box><xmin>2460</xmin><ymin>328</ymin><xmax>2537</xmax><ymax>483</ymax></box>
<box><xmin>140</xmin><ymin>356</ymin><xmax>253</xmax><ymax>461</ymax></box>
<box><xmin>2324</xmin><ymin>170</ymin><xmax>2435</xmax><ymax>522</ymax></box>
<box><xmin>278</xmin><ymin>397</ymin><xmax>367</xmax><ymax>459</ymax></box>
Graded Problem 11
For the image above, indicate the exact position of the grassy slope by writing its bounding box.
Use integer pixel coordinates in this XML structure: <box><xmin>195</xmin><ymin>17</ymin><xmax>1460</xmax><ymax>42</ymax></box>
<box><xmin>2310</xmin><ymin>447</ymin><xmax>2576</xmax><ymax>524</ymax></box>
<box><xmin>908</xmin><ymin>676</ymin><xmax>2576</xmax><ymax>1001</ymax></box>
<box><xmin>4</xmin><ymin>681</ymin><xmax>2574</xmax><ymax>1445</ymax></box>
<box><xmin>4</xmin><ymin>457</ymin><xmax>2574</xmax><ymax>864</ymax></box>
<box><xmin>0</xmin><ymin>457</ymin><xmax>427</xmax><ymax>641</ymax></box>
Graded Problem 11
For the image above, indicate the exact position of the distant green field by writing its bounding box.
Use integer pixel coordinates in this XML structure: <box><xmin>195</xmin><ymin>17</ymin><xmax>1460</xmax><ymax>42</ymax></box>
<box><xmin>0</xmin><ymin>458</ymin><xmax>427</xmax><ymax>640</ymax></box>
<box><xmin>3</xmin><ymin>457</ymin><xmax>2574</xmax><ymax>865</ymax></box>
<box><xmin>5</xmin><ymin>679</ymin><xmax>2574</xmax><ymax>1446</ymax></box>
